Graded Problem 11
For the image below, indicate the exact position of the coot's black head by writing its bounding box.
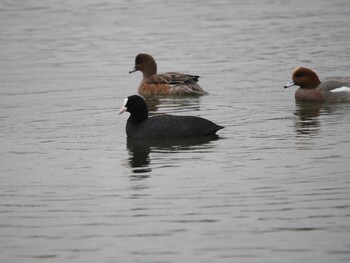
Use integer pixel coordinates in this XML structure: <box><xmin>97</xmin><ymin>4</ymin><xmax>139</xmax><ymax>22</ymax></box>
<box><xmin>119</xmin><ymin>95</ymin><xmax>148</xmax><ymax>122</ymax></box>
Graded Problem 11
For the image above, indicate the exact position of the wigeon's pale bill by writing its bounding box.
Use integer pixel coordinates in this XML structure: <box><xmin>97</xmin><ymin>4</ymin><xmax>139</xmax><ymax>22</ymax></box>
<box><xmin>119</xmin><ymin>95</ymin><xmax>223</xmax><ymax>139</ymax></box>
<box><xmin>284</xmin><ymin>67</ymin><xmax>350</xmax><ymax>102</ymax></box>
<box><xmin>129</xmin><ymin>53</ymin><xmax>208</xmax><ymax>96</ymax></box>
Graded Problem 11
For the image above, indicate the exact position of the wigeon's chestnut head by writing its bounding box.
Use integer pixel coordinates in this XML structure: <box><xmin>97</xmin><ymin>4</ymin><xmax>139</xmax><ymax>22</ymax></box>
<box><xmin>284</xmin><ymin>67</ymin><xmax>350</xmax><ymax>102</ymax></box>
<box><xmin>119</xmin><ymin>95</ymin><xmax>223</xmax><ymax>139</ymax></box>
<box><xmin>129</xmin><ymin>53</ymin><xmax>208</xmax><ymax>96</ymax></box>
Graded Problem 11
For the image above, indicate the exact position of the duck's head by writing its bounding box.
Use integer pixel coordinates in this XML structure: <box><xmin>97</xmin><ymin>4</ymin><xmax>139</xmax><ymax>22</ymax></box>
<box><xmin>129</xmin><ymin>53</ymin><xmax>157</xmax><ymax>78</ymax></box>
<box><xmin>284</xmin><ymin>67</ymin><xmax>321</xmax><ymax>90</ymax></box>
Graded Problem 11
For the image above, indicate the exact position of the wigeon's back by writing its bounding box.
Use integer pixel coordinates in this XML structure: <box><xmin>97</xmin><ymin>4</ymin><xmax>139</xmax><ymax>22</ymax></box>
<box><xmin>129</xmin><ymin>53</ymin><xmax>207</xmax><ymax>96</ymax></box>
<box><xmin>284</xmin><ymin>67</ymin><xmax>350</xmax><ymax>102</ymax></box>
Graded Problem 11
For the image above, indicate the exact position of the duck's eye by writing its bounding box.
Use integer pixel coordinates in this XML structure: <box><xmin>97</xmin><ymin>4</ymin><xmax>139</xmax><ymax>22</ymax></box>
<box><xmin>135</xmin><ymin>57</ymin><xmax>142</xmax><ymax>64</ymax></box>
<box><xmin>295</xmin><ymin>73</ymin><xmax>305</xmax><ymax>78</ymax></box>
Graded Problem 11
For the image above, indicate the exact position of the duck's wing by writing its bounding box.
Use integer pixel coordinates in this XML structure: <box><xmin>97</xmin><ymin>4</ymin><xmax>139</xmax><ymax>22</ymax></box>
<box><xmin>145</xmin><ymin>73</ymin><xmax>198</xmax><ymax>85</ymax></box>
<box><xmin>160</xmin><ymin>72</ymin><xmax>200</xmax><ymax>86</ymax></box>
<box><xmin>322</xmin><ymin>78</ymin><xmax>350</xmax><ymax>92</ymax></box>
<box><xmin>145</xmin><ymin>74</ymin><xmax>169</xmax><ymax>84</ymax></box>
<box><xmin>161</xmin><ymin>72</ymin><xmax>206</xmax><ymax>95</ymax></box>
<box><xmin>320</xmin><ymin>78</ymin><xmax>350</xmax><ymax>101</ymax></box>
<box><xmin>145</xmin><ymin>72</ymin><xmax>206</xmax><ymax>95</ymax></box>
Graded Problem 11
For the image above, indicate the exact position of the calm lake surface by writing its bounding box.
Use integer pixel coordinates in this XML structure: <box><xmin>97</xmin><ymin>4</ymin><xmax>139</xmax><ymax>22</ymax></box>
<box><xmin>1</xmin><ymin>0</ymin><xmax>350</xmax><ymax>262</ymax></box>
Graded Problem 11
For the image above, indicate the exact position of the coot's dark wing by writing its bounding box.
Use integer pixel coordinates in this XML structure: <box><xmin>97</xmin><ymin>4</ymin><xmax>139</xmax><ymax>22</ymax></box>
<box><xmin>126</xmin><ymin>115</ymin><xmax>223</xmax><ymax>139</ymax></box>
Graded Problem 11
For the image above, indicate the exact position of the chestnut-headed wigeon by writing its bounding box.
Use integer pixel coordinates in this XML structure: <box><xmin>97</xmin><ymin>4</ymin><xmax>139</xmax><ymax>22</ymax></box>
<box><xmin>119</xmin><ymin>95</ymin><xmax>223</xmax><ymax>138</ymax></box>
<box><xmin>129</xmin><ymin>53</ymin><xmax>208</xmax><ymax>96</ymax></box>
<box><xmin>284</xmin><ymin>67</ymin><xmax>350</xmax><ymax>102</ymax></box>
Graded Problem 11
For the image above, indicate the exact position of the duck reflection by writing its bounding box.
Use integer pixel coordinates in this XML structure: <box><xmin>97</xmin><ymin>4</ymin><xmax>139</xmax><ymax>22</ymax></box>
<box><xmin>144</xmin><ymin>96</ymin><xmax>201</xmax><ymax>116</ymax></box>
<box><xmin>293</xmin><ymin>101</ymin><xmax>344</xmax><ymax>137</ymax></box>
<box><xmin>294</xmin><ymin>101</ymin><xmax>349</xmax><ymax>137</ymax></box>
<box><xmin>126</xmin><ymin>135</ymin><xmax>220</xmax><ymax>176</ymax></box>
<box><xmin>294</xmin><ymin>101</ymin><xmax>322</xmax><ymax>136</ymax></box>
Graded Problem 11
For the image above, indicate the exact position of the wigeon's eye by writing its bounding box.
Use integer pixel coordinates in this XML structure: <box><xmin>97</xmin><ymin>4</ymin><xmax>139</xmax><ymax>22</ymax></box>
<box><xmin>295</xmin><ymin>73</ymin><xmax>305</xmax><ymax>78</ymax></box>
<box><xmin>135</xmin><ymin>57</ymin><xmax>142</xmax><ymax>64</ymax></box>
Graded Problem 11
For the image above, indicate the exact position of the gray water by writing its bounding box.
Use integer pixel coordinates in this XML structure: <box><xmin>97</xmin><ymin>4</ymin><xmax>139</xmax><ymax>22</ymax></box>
<box><xmin>1</xmin><ymin>0</ymin><xmax>350</xmax><ymax>262</ymax></box>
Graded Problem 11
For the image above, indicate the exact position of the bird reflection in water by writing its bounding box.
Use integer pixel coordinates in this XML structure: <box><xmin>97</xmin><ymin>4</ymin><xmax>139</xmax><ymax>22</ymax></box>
<box><xmin>294</xmin><ymin>101</ymin><xmax>322</xmax><ymax>137</ymax></box>
<box><xmin>126</xmin><ymin>138</ymin><xmax>152</xmax><ymax>175</ymax></box>
<box><xmin>293</xmin><ymin>101</ymin><xmax>344</xmax><ymax>137</ymax></box>
<box><xmin>144</xmin><ymin>96</ymin><xmax>201</xmax><ymax>116</ymax></box>
<box><xmin>126</xmin><ymin>135</ymin><xmax>220</xmax><ymax>176</ymax></box>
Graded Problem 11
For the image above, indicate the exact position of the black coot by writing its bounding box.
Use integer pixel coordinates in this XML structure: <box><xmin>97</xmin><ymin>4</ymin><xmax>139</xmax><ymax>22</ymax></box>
<box><xmin>119</xmin><ymin>95</ymin><xmax>224</xmax><ymax>139</ymax></box>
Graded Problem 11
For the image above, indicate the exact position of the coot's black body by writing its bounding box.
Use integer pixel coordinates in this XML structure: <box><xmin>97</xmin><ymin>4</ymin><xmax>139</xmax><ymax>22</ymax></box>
<box><xmin>119</xmin><ymin>95</ymin><xmax>224</xmax><ymax>139</ymax></box>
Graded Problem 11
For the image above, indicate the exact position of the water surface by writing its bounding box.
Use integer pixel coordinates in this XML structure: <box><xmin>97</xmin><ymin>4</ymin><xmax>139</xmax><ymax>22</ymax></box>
<box><xmin>1</xmin><ymin>0</ymin><xmax>350</xmax><ymax>262</ymax></box>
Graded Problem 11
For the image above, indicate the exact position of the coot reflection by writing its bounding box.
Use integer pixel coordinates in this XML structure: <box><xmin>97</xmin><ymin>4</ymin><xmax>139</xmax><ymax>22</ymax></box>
<box><xmin>127</xmin><ymin>135</ymin><xmax>220</xmax><ymax>174</ymax></box>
